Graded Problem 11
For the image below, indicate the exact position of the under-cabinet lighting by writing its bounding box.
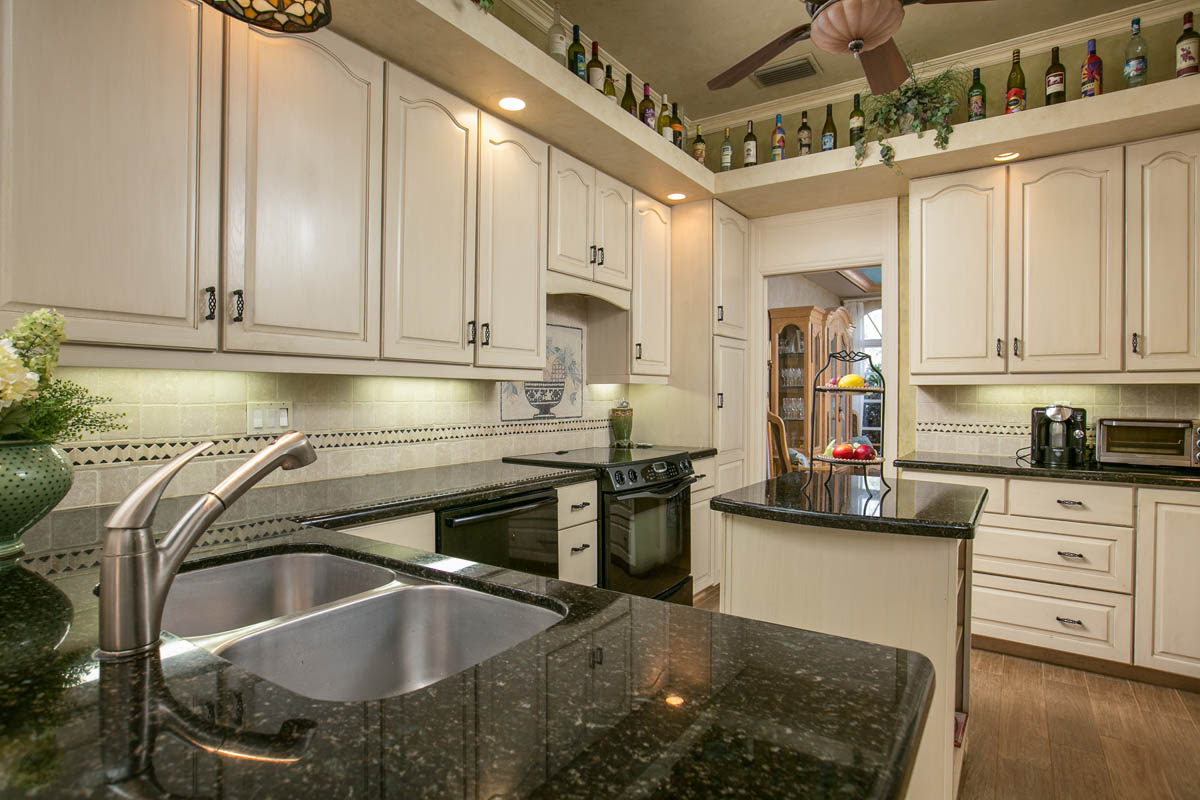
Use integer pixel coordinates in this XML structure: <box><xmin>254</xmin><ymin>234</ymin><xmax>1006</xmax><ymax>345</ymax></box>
<box><xmin>498</xmin><ymin>97</ymin><xmax>527</xmax><ymax>111</ymax></box>
<box><xmin>665</xmin><ymin>694</ymin><xmax>685</xmax><ymax>706</ymax></box>
<box><xmin>993</xmin><ymin>152</ymin><xmax>1021</xmax><ymax>162</ymax></box>
<box><xmin>667</xmin><ymin>193</ymin><xmax>687</xmax><ymax>201</ymax></box>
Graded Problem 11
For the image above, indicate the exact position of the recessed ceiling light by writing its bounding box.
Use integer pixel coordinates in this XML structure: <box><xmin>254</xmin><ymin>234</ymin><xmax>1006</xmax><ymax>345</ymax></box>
<box><xmin>498</xmin><ymin>96</ymin><xmax>526</xmax><ymax>111</ymax></box>
<box><xmin>665</xmin><ymin>694</ymin><xmax>685</xmax><ymax>706</ymax></box>
<box><xmin>993</xmin><ymin>152</ymin><xmax>1021</xmax><ymax>162</ymax></box>
<box><xmin>667</xmin><ymin>192</ymin><xmax>687</xmax><ymax>201</ymax></box>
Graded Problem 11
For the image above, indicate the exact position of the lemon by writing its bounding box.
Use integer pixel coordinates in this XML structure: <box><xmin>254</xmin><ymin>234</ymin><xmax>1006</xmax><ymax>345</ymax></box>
<box><xmin>837</xmin><ymin>373</ymin><xmax>866</xmax><ymax>388</ymax></box>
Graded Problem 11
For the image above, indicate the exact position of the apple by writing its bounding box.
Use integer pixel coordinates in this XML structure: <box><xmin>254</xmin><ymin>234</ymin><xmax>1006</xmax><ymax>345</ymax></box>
<box><xmin>854</xmin><ymin>444</ymin><xmax>876</xmax><ymax>460</ymax></box>
<box><xmin>832</xmin><ymin>443</ymin><xmax>854</xmax><ymax>460</ymax></box>
<box><xmin>827</xmin><ymin>378</ymin><xmax>840</xmax><ymax>387</ymax></box>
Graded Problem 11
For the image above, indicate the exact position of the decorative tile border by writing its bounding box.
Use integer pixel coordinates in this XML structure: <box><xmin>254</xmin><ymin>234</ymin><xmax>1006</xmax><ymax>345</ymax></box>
<box><xmin>916</xmin><ymin>421</ymin><xmax>1028</xmax><ymax>437</ymax></box>
<box><xmin>63</xmin><ymin>417</ymin><xmax>612</xmax><ymax>467</ymax></box>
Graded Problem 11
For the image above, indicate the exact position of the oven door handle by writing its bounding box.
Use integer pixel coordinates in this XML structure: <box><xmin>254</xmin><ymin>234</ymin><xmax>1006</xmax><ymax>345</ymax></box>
<box><xmin>616</xmin><ymin>476</ymin><xmax>698</xmax><ymax>501</ymax></box>
<box><xmin>443</xmin><ymin>496</ymin><xmax>557</xmax><ymax>527</ymax></box>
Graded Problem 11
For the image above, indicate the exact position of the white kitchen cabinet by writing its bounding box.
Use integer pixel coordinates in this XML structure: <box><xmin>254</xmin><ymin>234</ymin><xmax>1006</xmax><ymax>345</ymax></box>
<box><xmin>712</xmin><ymin>201</ymin><xmax>749</xmax><ymax>340</ymax></box>
<box><xmin>909</xmin><ymin>166</ymin><xmax>1008</xmax><ymax>375</ymax></box>
<box><xmin>549</xmin><ymin>149</ymin><xmax>596</xmax><ymax>281</ymax></box>
<box><xmin>0</xmin><ymin>0</ymin><xmax>222</xmax><ymax>350</ymax></box>
<box><xmin>594</xmin><ymin>172</ymin><xmax>634</xmax><ymax>290</ymax></box>
<box><xmin>476</xmin><ymin>113</ymin><xmax>548</xmax><ymax>370</ymax></box>
<box><xmin>1125</xmin><ymin>131</ymin><xmax>1200</xmax><ymax>372</ymax></box>
<box><xmin>382</xmin><ymin>65</ymin><xmax>477</xmax><ymax>364</ymax></box>
<box><xmin>713</xmin><ymin>336</ymin><xmax>747</xmax><ymax>456</ymax></box>
<box><xmin>223</xmin><ymin>26</ymin><xmax>383</xmax><ymax>358</ymax></box>
<box><xmin>1135</xmin><ymin>489</ymin><xmax>1200</xmax><ymax>678</ymax></box>
<box><xmin>631</xmin><ymin>192</ymin><xmax>671</xmax><ymax>376</ymax></box>
<box><xmin>691</xmin><ymin>487</ymin><xmax>716</xmax><ymax>593</ymax></box>
<box><xmin>1008</xmin><ymin>147</ymin><xmax>1124</xmax><ymax>373</ymax></box>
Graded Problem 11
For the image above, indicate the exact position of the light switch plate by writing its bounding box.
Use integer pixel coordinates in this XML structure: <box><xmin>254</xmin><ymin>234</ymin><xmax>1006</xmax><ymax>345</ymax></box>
<box><xmin>247</xmin><ymin>402</ymin><xmax>294</xmax><ymax>435</ymax></box>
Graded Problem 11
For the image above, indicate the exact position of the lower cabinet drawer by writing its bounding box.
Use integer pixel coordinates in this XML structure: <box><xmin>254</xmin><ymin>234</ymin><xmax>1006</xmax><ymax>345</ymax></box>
<box><xmin>557</xmin><ymin>481</ymin><xmax>598</xmax><ymax>528</ymax></box>
<box><xmin>972</xmin><ymin>573</ymin><xmax>1132</xmax><ymax>663</ymax></box>
<box><xmin>558</xmin><ymin>521</ymin><xmax>598</xmax><ymax>586</ymax></box>
<box><xmin>973</xmin><ymin>518</ymin><xmax>1133</xmax><ymax>593</ymax></box>
<box><xmin>1008</xmin><ymin>478</ymin><xmax>1134</xmax><ymax>527</ymax></box>
<box><xmin>692</xmin><ymin>458</ymin><xmax>716</xmax><ymax>492</ymax></box>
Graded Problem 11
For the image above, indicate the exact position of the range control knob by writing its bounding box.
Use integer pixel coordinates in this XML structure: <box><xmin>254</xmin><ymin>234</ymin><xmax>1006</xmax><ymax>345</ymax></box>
<box><xmin>680</xmin><ymin>457</ymin><xmax>692</xmax><ymax>472</ymax></box>
<box><xmin>628</xmin><ymin>468</ymin><xmax>638</xmax><ymax>483</ymax></box>
<box><xmin>613</xmin><ymin>470</ymin><xmax>625</xmax><ymax>486</ymax></box>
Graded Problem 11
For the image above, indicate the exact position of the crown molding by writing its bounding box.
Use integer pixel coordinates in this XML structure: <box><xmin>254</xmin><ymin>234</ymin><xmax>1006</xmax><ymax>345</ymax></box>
<box><xmin>693</xmin><ymin>0</ymin><xmax>1195</xmax><ymax>132</ymax></box>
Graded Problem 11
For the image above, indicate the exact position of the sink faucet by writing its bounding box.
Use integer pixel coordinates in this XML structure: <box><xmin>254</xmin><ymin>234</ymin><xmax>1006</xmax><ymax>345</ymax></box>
<box><xmin>99</xmin><ymin>431</ymin><xmax>317</xmax><ymax>658</ymax></box>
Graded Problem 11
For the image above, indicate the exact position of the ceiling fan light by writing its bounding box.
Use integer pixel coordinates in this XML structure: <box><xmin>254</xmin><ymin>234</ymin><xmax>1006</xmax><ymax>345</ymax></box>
<box><xmin>201</xmin><ymin>0</ymin><xmax>331</xmax><ymax>33</ymax></box>
<box><xmin>810</xmin><ymin>0</ymin><xmax>904</xmax><ymax>56</ymax></box>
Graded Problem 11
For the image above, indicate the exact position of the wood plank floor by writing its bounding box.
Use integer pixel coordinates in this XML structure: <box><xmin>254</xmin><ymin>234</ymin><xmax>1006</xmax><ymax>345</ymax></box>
<box><xmin>695</xmin><ymin>587</ymin><xmax>1200</xmax><ymax>799</ymax></box>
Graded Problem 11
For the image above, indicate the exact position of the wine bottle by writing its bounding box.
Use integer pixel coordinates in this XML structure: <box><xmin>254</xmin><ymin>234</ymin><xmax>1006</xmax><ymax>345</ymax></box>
<box><xmin>1124</xmin><ymin>18</ymin><xmax>1148</xmax><ymax>88</ymax></box>
<box><xmin>547</xmin><ymin>3</ymin><xmax>568</xmax><ymax>68</ymax></box>
<box><xmin>771</xmin><ymin>114</ymin><xmax>785</xmax><ymax>161</ymax></box>
<box><xmin>620</xmin><ymin>74</ymin><xmax>637</xmax><ymax>115</ymax></box>
<box><xmin>797</xmin><ymin>111</ymin><xmax>812</xmax><ymax>155</ymax></box>
<box><xmin>567</xmin><ymin>25</ymin><xmax>586</xmax><ymax>80</ymax></box>
<box><xmin>848</xmin><ymin>94</ymin><xmax>865</xmax><ymax>146</ymax></box>
<box><xmin>1081</xmin><ymin>38</ymin><xmax>1102</xmax><ymax>97</ymax></box>
<box><xmin>671</xmin><ymin>103</ymin><xmax>684</xmax><ymax>148</ymax></box>
<box><xmin>1045</xmin><ymin>46</ymin><xmax>1066</xmax><ymax>105</ymax></box>
<box><xmin>1177</xmin><ymin>12</ymin><xmax>1199</xmax><ymax>77</ymax></box>
<box><xmin>1005</xmin><ymin>49</ymin><xmax>1026</xmax><ymax>114</ymax></box>
<box><xmin>638</xmin><ymin>84</ymin><xmax>656</xmax><ymax>128</ymax></box>
<box><xmin>658</xmin><ymin>93</ymin><xmax>672</xmax><ymax>138</ymax></box>
<box><xmin>821</xmin><ymin>104</ymin><xmax>836</xmax><ymax>151</ymax></box>
<box><xmin>967</xmin><ymin>67</ymin><xmax>987</xmax><ymax>120</ymax></box>
<box><xmin>743</xmin><ymin>121</ymin><xmax>758</xmax><ymax>167</ymax></box>
<box><xmin>603</xmin><ymin>65</ymin><xmax>617</xmax><ymax>101</ymax></box>
<box><xmin>720</xmin><ymin>128</ymin><xmax>733</xmax><ymax>172</ymax></box>
<box><xmin>692</xmin><ymin>126</ymin><xmax>707</xmax><ymax>164</ymax></box>
<box><xmin>587</xmin><ymin>42</ymin><xmax>605</xmax><ymax>91</ymax></box>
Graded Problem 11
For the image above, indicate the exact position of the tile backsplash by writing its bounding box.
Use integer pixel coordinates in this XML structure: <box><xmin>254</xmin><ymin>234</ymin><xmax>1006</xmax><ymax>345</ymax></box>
<box><xmin>915</xmin><ymin>384</ymin><xmax>1200</xmax><ymax>456</ymax></box>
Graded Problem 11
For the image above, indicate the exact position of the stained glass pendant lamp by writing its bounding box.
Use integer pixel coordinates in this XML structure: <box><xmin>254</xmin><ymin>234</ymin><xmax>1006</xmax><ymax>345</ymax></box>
<box><xmin>201</xmin><ymin>0</ymin><xmax>331</xmax><ymax>33</ymax></box>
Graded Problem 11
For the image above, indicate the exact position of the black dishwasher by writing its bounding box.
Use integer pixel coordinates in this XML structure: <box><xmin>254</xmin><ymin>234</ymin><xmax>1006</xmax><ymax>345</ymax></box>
<box><xmin>436</xmin><ymin>489</ymin><xmax>560</xmax><ymax>578</ymax></box>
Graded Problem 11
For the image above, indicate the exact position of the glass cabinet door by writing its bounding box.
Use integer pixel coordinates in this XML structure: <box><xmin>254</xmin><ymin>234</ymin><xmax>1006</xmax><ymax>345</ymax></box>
<box><xmin>776</xmin><ymin>324</ymin><xmax>806</xmax><ymax>451</ymax></box>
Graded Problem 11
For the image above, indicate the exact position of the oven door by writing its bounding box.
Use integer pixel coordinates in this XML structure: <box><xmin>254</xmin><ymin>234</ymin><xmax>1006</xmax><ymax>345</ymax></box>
<box><xmin>602</xmin><ymin>477</ymin><xmax>693</xmax><ymax>599</ymax></box>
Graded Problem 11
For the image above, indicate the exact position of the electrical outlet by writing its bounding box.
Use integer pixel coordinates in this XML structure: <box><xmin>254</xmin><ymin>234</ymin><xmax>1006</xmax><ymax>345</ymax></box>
<box><xmin>246</xmin><ymin>402</ymin><xmax>293</xmax><ymax>435</ymax></box>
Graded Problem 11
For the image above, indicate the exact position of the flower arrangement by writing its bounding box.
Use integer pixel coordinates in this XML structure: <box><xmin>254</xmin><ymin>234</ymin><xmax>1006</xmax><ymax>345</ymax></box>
<box><xmin>854</xmin><ymin>65</ymin><xmax>968</xmax><ymax>170</ymax></box>
<box><xmin>0</xmin><ymin>310</ymin><xmax>123</xmax><ymax>443</ymax></box>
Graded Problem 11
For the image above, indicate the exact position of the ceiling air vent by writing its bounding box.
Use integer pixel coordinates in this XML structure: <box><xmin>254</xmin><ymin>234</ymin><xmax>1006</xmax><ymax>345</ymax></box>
<box><xmin>752</xmin><ymin>55</ymin><xmax>822</xmax><ymax>88</ymax></box>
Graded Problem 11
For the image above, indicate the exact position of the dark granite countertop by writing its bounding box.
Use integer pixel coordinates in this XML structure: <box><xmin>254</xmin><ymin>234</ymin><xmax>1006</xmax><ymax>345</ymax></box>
<box><xmin>895</xmin><ymin>450</ymin><xmax>1200</xmax><ymax>490</ymax></box>
<box><xmin>711</xmin><ymin>472</ymin><xmax>986</xmax><ymax>539</ymax></box>
<box><xmin>0</xmin><ymin>524</ymin><xmax>935</xmax><ymax>798</ymax></box>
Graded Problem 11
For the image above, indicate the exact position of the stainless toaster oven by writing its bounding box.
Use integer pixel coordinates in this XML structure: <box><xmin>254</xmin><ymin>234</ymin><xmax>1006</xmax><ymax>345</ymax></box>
<box><xmin>1096</xmin><ymin>418</ymin><xmax>1200</xmax><ymax>467</ymax></box>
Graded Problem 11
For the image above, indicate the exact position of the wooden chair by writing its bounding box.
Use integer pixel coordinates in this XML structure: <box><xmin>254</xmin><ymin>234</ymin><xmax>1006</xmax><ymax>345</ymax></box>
<box><xmin>767</xmin><ymin>412</ymin><xmax>794</xmax><ymax>478</ymax></box>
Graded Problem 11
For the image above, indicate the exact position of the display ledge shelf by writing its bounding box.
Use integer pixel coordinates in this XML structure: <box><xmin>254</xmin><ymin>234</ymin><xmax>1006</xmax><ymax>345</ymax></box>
<box><xmin>332</xmin><ymin>0</ymin><xmax>714</xmax><ymax>207</ymax></box>
<box><xmin>714</xmin><ymin>78</ymin><xmax>1200</xmax><ymax>218</ymax></box>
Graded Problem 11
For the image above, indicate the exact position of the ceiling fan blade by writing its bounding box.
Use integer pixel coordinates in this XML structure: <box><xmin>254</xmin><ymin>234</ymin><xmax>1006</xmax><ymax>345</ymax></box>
<box><xmin>707</xmin><ymin>24</ymin><xmax>811</xmax><ymax>90</ymax></box>
<box><xmin>910</xmin><ymin>0</ymin><xmax>997</xmax><ymax>4</ymax></box>
<box><xmin>860</xmin><ymin>37</ymin><xmax>910</xmax><ymax>95</ymax></box>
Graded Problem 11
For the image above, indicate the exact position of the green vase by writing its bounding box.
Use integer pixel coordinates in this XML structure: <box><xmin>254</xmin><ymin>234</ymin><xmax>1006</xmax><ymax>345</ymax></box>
<box><xmin>0</xmin><ymin>441</ymin><xmax>73</xmax><ymax>560</ymax></box>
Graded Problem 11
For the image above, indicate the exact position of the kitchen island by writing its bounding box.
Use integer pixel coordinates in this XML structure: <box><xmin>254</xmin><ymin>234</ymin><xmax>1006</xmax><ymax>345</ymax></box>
<box><xmin>712</xmin><ymin>472</ymin><xmax>987</xmax><ymax>800</ymax></box>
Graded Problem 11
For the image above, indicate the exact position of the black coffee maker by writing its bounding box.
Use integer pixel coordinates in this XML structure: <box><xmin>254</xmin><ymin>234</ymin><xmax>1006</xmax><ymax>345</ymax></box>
<box><xmin>1031</xmin><ymin>405</ymin><xmax>1088</xmax><ymax>467</ymax></box>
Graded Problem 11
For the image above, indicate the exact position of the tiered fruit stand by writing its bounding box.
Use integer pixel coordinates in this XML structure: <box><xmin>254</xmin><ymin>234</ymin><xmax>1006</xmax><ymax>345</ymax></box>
<box><xmin>802</xmin><ymin>350</ymin><xmax>890</xmax><ymax>491</ymax></box>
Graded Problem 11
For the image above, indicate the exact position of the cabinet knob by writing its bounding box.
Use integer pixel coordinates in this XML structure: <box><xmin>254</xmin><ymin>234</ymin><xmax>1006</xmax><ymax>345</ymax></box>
<box><xmin>232</xmin><ymin>290</ymin><xmax>244</xmax><ymax>323</ymax></box>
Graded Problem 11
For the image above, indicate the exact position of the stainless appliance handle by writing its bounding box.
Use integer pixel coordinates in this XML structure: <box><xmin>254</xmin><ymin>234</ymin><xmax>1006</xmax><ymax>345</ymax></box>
<box><xmin>443</xmin><ymin>496</ymin><xmax>557</xmax><ymax>527</ymax></box>
<box><xmin>616</xmin><ymin>476</ymin><xmax>698</xmax><ymax>501</ymax></box>
<box><xmin>1100</xmin><ymin>419</ymin><xmax>1190</xmax><ymax>428</ymax></box>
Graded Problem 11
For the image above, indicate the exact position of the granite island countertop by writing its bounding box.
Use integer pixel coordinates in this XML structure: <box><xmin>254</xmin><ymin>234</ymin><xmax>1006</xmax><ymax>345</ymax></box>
<box><xmin>711</xmin><ymin>472</ymin><xmax>987</xmax><ymax>539</ymax></box>
<box><xmin>0</xmin><ymin>524</ymin><xmax>935</xmax><ymax>798</ymax></box>
<box><xmin>895</xmin><ymin>450</ymin><xmax>1200</xmax><ymax>490</ymax></box>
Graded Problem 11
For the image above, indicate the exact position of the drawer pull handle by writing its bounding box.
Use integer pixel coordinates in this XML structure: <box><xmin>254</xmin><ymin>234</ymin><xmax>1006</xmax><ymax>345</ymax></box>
<box><xmin>1056</xmin><ymin>499</ymin><xmax>1084</xmax><ymax>508</ymax></box>
<box><xmin>1057</xmin><ymin>551</ymin><xmax>1085</xmax><ymax>560</ymax></box>
<box><xmin>694</xmin><ymin>474</ymin><xmax>707</xmax><ymax>480</ymax></box>
<box><xmin>570</xmin><ymin>501</ymin><xmax>591</xmax><ymax>511</ymax></box>
<box><xmin>1055</xmin><ymin>616</ymin><xmax>1084</xmax><ymax>627</ymax></box>
<box><xmin>570</xmin><ymin>543</ymin><xmax>591</xmax><ymax>554</ymax></box>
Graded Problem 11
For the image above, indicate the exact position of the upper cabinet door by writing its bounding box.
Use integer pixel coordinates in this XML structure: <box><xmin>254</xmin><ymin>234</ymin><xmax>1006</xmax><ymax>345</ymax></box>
<box><xmin>1126</xmin><ymin>132</ymin><xmax>1200</xmax><ymax>372</ymax></box>
<box><xmin>382</xmin><ymin>65</ymin><xmax>477</xmax><ymax>365</ymax></box>
<box><xmin>712</xmin><ymin>202</ymin><xmax>749</xmax><ymax>340</ymax></box>
<box><xmin>223</xmin><ymin>27</ymin><xmax>382</xmax><ymax>358</ymax></box>
<box><xmin>1008</xmin><ymin>148</ymin><xmax>1124</xmax><ymax>373</ymax></box>
<box><xmin>548</xmin><ymin>148</ymin><xmax>596</xmax><ymax>281</ymax></box>
<box><xmin>477</xmin><ymin>113</ymin><xmax>547</xmax><ymax>370</ymax></box>
<box><xmin>909</xmin><ymin>167</ymin><xmax>1008</xmax><ymax>374</ymax></box>
<box><xmin>594</xmin><ymin>171</ymin><xmax>634</xmax><ymax>290</ymax></box>
<box><xmin>631</xmin><ymin>192</ymin><xmax>671</xmax><ymax>376</ymax></box>
<box><xmin>0</xmin><ymin>0</ymin><xmax>221</xmax><ymax>349</ymax></box>
<box><xmin>713</xmin><ymin>337</ymin><xmax>747</xmax><ymax>456</ymax></box>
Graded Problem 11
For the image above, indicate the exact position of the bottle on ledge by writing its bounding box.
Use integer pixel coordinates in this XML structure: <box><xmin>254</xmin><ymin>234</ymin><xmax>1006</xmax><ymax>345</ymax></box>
<box><xmin>1005</xmin><ymin>49</ymin><xmax>1026</xmax><ymax>113</ymax></box>
<box><xmin>849</xmin><ymin>93</ymin><xmax>865</xmax><ymax>146</ymax></box>
<box><xmin>638</xmin><ymin>83</ymin><xmax>656</xmax><ymax>128</ymax></box>
<box><xmin>587</xmin><ymin>42</ymin><xmax>605</xmax><ymax>91</ymax></box>
<box><xmin>1124</xmin><ymin>18</ymin><xmax>1148</xmax><ymax>88</ymax></box>
<box><xmin>567</xmin><ymin>25</ymin><xmax>586</xmax><ymax>80</ymax></box>
<box><xmin>720</xmin><ymin>127</ymin><xmax>733</xmax><ymax>171</ymax></box>
<box><xmin>821</xmin><ymin>104</ymin><xmax>836</xmax><ymax>151</ymax></box>
<box><xmin>798</xmin><ymin>110</ymin><xmax>812</xmax><ymax>155</ymax></box>
<box><xmin>967</xmin><ymin>67</ymin><xmax>987</xmax><ymax>120</ymax></box>
<box><xmin>691</xmin><ymin>125</ymin><xmax>707</xmax><ymax>164</ymax></box>
<box><xmin>1081</xmin><ymin>38</ymin><xmax>1103</xmax><ymax>97</ymax></box>
<box><xmin>620</xmin><ymin>73</ymin><xmax>637</xmax><ymax>115</ymax></box>
<box><xmin>743</xmin><ymin>120</ymin><xmax>758</xmax><ymax>167</ymax></box>
<box><xmin>546</xmin><ymin>2</ymin><xmax>568</xmax><ymax>68</ymax></box>
<box><xmin>1045</xmin><ymin>46</ymin><xmax>1066</xmax><ymax>105</ymax></box>
<box><xmin>658</xmin><ymin>93</ymin><xmax>672</xmax><ymax>139</ymax></box>
<box><xmin>771</xmin><ymin>113</ymin><xmax>786</xmax><ymax>161</ymax></box>
<box><xmin>671</xmin><ymin>103</ymin><xmax>684</xmax><ymax>148</ymax></box>
<box><xmin>1177</xmin><ymin>12</ymin><xmax>1199</xmax><ymax>77</ymax></box>
<box><xmin>603</xmin><ymin>65</ymin><xmax>617</xmax><ymax>101</ymax></box>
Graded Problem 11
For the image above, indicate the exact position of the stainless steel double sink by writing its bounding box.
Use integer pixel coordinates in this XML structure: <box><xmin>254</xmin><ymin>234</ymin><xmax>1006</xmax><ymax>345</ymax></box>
<box><xmin>161</xmin><ymin>552</ymin><xmax>563</xmax><ymax>703</ymax></box>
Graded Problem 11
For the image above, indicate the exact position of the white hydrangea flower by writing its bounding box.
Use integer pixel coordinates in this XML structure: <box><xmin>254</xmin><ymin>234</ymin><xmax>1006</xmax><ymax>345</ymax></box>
<box><xmin>0</xmin><ymin>338</ymin><xmax>39</xmax><ymax>411</ymax></box>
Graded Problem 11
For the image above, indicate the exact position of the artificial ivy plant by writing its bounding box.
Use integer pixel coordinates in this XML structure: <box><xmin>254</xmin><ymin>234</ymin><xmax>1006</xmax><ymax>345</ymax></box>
<box><xmin>854</xmin><ymin>65</ymin><xmax>969</xmax><ymax>170</ymax></box>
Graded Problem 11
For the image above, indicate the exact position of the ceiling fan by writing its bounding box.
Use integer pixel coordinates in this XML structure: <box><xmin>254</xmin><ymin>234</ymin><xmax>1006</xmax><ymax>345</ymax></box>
<box><xmin>708</xmin><ymin>0</ymin><xmax>994</xmax><ymax>96</ymax></box>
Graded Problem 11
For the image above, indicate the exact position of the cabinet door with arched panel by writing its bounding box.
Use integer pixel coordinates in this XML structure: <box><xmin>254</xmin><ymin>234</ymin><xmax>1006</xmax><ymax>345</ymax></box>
<box><xmin>631</xmin><ymin>192</ymin><xmax>671</xmax><ymax>376</ymax></box>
